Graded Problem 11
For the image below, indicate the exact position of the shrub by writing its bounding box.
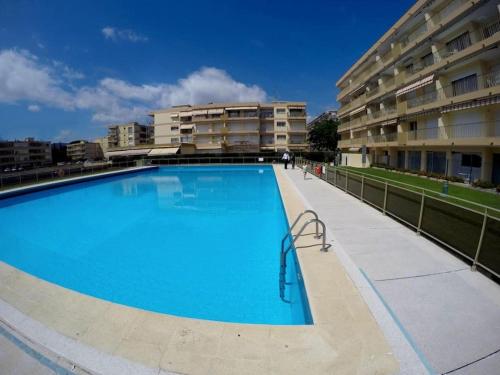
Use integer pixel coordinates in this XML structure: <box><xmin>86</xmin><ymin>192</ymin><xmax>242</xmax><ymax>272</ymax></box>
<box><xmin>472</xmin><ymin>180</ymin><xmax>495</xmax><ymax>189</ymax></box>
<box><xmin>446</xmin><ymin>175</ymin><xmax>465</xmax><ymax>183</ymax></box>
<box><xmin>497</xmin><ymin>185</ymin><xmax>500</xmax><ymax>193</ymax></box>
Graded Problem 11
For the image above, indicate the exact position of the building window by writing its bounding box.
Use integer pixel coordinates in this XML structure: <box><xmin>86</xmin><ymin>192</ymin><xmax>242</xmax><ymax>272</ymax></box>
<box><xmin>171</xmin><ymin>138</ymin><xmax>179</xmax><ymax>144</ymax></box>
<box><xmin>276</xmin><ymin>108</ymin><xmax>286</xmax><ymax>114</ymax></box>
<box><xmin>276</xmin><ymin>135</ymin><xmax>286</xmax><ymax>142</ymax></box>
<box><xmin>408</xmin><ymin>151</ymin><xmax>421</xmax><ymax>171</ymax></box>
<box><xmin>426</xmin><ymin>151</ymin><xmax>447</xmax><ymax>174</ymax></box>
<box><xmin>276</xmin><ymin>121</ymin><xmax>286</xmax><ymax>127</ymax></box>
<box><xmin>421</xmin><ymin>52</ymin><xmax>434</xmax><ymax>68</ymax></box>
<box><xmin>405</xmin><ymin>63</ymin><xmax>414</xmax><ymax>74</ymax></box>
<box><xmin>127</xmin><ymin>127</ymin><xmax>133</xmax><ymax>134</ymax></box>
<box><xmin>446</xmin><ymin>31</ymin><xmax>471</xmax><ymax>54</ymax></box>
<box><xmin>451</xmin><ymin>74</ymin><xmax>478</xmax><ymax>96</ymax></box>
<box><xmin>171</xmin><ymin>126</ymin><xmax>179</xmax><ymax>131</ymax></box>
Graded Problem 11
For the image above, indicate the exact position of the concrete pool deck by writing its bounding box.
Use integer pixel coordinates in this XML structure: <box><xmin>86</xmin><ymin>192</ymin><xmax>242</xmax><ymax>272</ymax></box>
<box><xmin>284</xmin><ymin>166</ymin><xmax>500</xmax><ymax>375</ymax></box>
<box><xmin>0</xmin><ymin>164</ymin><xmax>431</xmax><ymax>374</ymax></box>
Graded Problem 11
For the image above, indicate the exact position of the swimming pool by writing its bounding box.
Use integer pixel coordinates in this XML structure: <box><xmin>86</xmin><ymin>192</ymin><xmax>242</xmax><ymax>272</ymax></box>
<box><xmin>0</xmin><ymin>166</ymin><xmax>312</xmax><ymax>325</ymax></box>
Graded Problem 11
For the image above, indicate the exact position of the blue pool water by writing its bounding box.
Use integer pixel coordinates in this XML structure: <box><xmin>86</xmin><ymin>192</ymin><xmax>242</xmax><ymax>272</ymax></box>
<box><xmin>0</xmin><ymin>166</ymin><xmax>312</xmax><ymax>325</ymax></box>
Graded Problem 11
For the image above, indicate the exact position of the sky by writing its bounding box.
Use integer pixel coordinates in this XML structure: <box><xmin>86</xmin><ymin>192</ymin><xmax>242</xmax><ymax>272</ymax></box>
<box><xmin>0</xmin><ymin>0</ymin><xmax>414</xmax><ymax>142</ymax></box>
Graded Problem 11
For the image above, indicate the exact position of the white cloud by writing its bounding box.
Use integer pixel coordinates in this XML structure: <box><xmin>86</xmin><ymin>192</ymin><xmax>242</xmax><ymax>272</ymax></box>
<box><xmin>0</xmin><ymin>49</ymin><xmax>268</xmax><ymax>124</ymax></box>
<box><xmin>101</xmin><ymin>27</ymin><xmax>148</xmax><ymax>43</ymax></box>
<box><xmin>53</xmin><ymin>129</ymin><xmax>72</xmax><ymax>142</ymax></box>
<box><xmin>27</xmin><ymin>104</ymin><xmax>41</xmax><ymax>112</ymax></box>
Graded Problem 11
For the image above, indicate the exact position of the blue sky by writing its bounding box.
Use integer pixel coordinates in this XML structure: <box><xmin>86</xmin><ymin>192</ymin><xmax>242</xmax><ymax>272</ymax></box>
<box><xmin>0</xmin><ymin>0</ymin><xmax>414</xmax><ymax>142</ymax></box>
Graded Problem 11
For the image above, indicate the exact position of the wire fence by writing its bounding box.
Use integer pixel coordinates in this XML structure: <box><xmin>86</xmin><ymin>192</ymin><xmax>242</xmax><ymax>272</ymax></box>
<box><xmin>0</xmin><ymin>161</ymin><xmax>138</xmax><ymax>191</ymax></box>
<box><xmin>297</xmin><ymin>157</ymin><xmax>500</xmax><ymax>279</ymax></box>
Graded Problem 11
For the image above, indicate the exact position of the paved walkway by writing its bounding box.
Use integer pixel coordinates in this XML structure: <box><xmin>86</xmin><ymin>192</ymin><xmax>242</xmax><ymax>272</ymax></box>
<box><xmin>284</xmin><ymin>167</ymin><xmax>500</xmax><ymax>375</ymax></box>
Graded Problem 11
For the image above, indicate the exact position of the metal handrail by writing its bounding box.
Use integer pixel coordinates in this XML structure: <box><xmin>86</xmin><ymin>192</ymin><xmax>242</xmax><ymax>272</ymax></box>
<box><xmin>279</xmin><ymin>217</ymin><xmax>329</xmax><ymax>303</ymax></box>
<box><xmin>281</xmin><ymin>210</ymin><xmax>321</xmax><ymax>254</ymax></box>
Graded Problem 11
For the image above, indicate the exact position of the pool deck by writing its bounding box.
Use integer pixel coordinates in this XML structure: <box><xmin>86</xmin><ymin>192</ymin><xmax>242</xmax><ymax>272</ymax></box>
<box><xmin>0</xmin><ymin>164</ymin><xmax>433</xmax><ymax>374</ymax></box>
<box><xmin>283</xmin><ymin>166</ymin><xmax>500</xmax><ymax>375</ymax></box>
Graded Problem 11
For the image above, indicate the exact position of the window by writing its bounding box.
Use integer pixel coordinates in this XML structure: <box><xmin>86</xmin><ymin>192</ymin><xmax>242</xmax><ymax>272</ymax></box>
<box><xmin>451</xmin><ymin>74</ymin><xmax>478</xmax><ymax>96</ymax></box>
<box><xmin>405</xmin><ymin>63</ymin><xmax>414</xmax><ymax>74</ymax></box>
<box><xmin>421</xmin><ymin>52</ymin><xmax>434</xmax><ymax>68</ymax></box>
<box><xmin>276</xmin><ymin>135</ymin><xmax>286</xmax><ymax>142</ymax></box>
<box><xmin>426</xmin><ymin>151</ymin><xmax>447</xmax><ymax>174</ymax></box>
<box><xmin>446</xmin><ymin>31</ymin><xmax>471</xmax><ymax>54</ymax></box>
<box><xmin>276</xmin><ymin>108</ymin><xmax>286</xmax><ymax>114</ymax></box>
<box><xmin>127</xmin><ymin>127</ymin><xmax>133</xmax><ymax>134</ymax></box>
<box><xmin>171</xmin><ymin>126</ymin><xmax>179</xmax><ymax>131</ymax></box>
<box><xmin>170</xmin><ymin>138</ymin><xmax>179</xmax><ymax>144</ymax></box>
<box><xmin>276</xmin><ymin>121</ymin><xmax>286</xmax><ymax>127</ymax></box>
<box><xmin>408</xmin><ymin>151</ymin><xmax>421</xmax><ymax>171</ymax></box>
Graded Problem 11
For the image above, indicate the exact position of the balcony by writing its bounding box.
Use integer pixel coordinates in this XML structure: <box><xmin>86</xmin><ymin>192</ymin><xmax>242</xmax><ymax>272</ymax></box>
<box><xmin>405</xmin><ymin>121</ymin><xmax>500</xmax><ymax>144</ymax></box>
<box><xmin>367</xmin><ymin>132</ymin><xmax>398</xmax><ymax>145</ymax></box>
<box><xmin>289</xmin><ymin>111</ymin><xmax>306</xmax><ymax>118</ymax></box>
<box><xmin>402</xmin><ymin>69</ymin><xmax>500</xmax><ymax>114</ymax></box>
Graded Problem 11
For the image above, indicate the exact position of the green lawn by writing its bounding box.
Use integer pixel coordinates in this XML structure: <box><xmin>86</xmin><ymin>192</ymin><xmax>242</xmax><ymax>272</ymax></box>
<box><xmin>340</xmin><ymin>166</ymin><xmax>500</xmax><ymax>214</ymax></box>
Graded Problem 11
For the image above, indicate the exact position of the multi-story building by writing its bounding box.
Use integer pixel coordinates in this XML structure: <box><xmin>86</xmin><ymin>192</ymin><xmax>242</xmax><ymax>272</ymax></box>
<box><xmin>307</xmin><ymin>110</ymin><xmax>338</xmax><ymax>128</ymax></box>
<box><xmin>107</xmin><ymin>122</ymin><xmax>153</xmax><ymax>149</ymax></box>
<box><xmin>336</xmin><ymin>0</ymin><xmax>500</xmax><ymax>183</ymax></box>
<box><xmin>0</xmin><ymin>138</ymin><xmax>52</xmax><ymax>170</ymax></box>
<box><xmin>66</xmin><ymin>140</ymin><xmax>103</xmax><ymax>161</ymax></box>
<box><xmin>150</xmin><ymin>102</ymin><xmax>308</xmax><ymax>153</ymax></box>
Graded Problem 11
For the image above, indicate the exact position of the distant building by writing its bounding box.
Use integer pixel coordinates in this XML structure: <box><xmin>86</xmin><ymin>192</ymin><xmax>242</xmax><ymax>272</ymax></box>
<box><xmin>94</xmin><ymin>136</ymin><xmax>109</xmax><ymax>155</ymax></box>
<box><xmin>107</xmin><ymin>122</ymin><xmax>153</xmax><ymax>149</ymax></box>
<box><xmin>0</xmin><ymin>138</ymin><xmax>52</xmax><ymax>170</ymax></box>
<box><xmin>51</xmin><ymin>143</ymin><xmax>68</xmax><ymax>164</ymax></box>
<box><xmin>307</xmin><ymin>110</ymin><xmax>338</xmax><ymax>128</ymax></box>
<box><xmin>150</xmin><ymin>101</ymin><xmax>308</xmax><ymax>154</ymax></box>
<box><xmin>66</xmin><ymin>140</ymin><xmax>103</xmax><ymax>161</ymax></box>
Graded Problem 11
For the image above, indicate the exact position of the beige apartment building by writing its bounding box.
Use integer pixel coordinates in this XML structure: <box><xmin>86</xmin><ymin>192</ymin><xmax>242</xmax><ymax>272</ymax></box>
<box><xmin>337</xmin><ymin>0</ymin><xmax>500</xmax><ymax>183</ymax></box>
<box><xmin>150</xmin><ymin>102</ymin><xmax>308</xmax><ymax>154</ymax></box>
<box><xmin>0</xmin><ymin>138</ymin><xmax>52</xmax><ymax>170</ymax></box>
<box><xmin>107</xmin><ymin>122</ymin><xmax>153</xmax><ymax>149</ymax></box>
<box><xmin>66</xmin><ymin>140</ymin><xmax>103</xmax><ymax>161</ymax></box>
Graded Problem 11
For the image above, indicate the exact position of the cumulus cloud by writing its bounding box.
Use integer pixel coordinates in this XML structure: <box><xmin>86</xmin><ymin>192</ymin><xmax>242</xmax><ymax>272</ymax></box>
<box><xmin>0</xmin><ymin>49</ymin><xmax>268</xmax><ymax>123</ymax></box>
<box><xmin>27</xmin><ymin>104</ymin><xmax>41</xmax><ymax>112</ymax></box>
<box><xmin>101</xmin><ymin>27</ymin><xmax>148</xmax><ymax>43</ymax></box>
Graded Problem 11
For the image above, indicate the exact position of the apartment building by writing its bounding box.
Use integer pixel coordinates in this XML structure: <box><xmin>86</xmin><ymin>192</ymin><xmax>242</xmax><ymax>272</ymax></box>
<box><xmin>66</xmin><ymin>140</ymin><xmax>103</xmax><ymax>161</ymax></box>
<box><xmin>0</xmin><ymin>138</ymin><xmax>52</xmax><ymax>170</ymax></box>
<box><xmin>107</xmin><ymin>122</ymin><xmax>153</xmax><ymax>149</ymax></box>
<box><xmin>307</xmin><ymin>110</ymin><xmax>338</xmax><ymax>128</ymax></box>
<box><xmin>150</xmin><ymin>102</ymin><xmax>307</xmax><ymax>153</ymax></box>
<box><xmin>336</xmin><ymin>0</ymin><xmax>500</xmax><ymax>183</ymax></box>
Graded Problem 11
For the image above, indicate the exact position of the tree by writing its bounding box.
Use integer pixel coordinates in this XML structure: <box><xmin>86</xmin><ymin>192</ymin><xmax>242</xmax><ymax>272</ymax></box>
<box><xmin>307</xmin><ymin>118</ymin><xmax>339</xmax><ymax>151</ymax></box>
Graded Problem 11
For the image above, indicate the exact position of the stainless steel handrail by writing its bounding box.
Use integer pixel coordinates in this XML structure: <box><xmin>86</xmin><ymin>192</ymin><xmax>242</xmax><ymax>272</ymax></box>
<box><xmin>280</xmin><ymin>210</ymin><xmax>321</xmax><ymax>256</ymax></box>
<box><xmin>279</xmin><ymin>217</ymin><xmax>329</xmax><ymax>303</ymax></box>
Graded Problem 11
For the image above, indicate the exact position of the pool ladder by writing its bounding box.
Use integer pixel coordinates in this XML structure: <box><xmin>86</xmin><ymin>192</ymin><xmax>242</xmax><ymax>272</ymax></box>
<box><xmin>279</xmin><ymin>210</ymin><xmax>329</xmax><ymax>303</ymax></box>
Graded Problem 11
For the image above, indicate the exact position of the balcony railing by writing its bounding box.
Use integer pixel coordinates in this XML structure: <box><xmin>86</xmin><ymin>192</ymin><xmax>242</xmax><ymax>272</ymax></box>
<box><xmin>406</xmin><ymin>121</ymin><xmax>498</xmax><ymax>141</ymax></box>
<box><xmin>367</xmin><ymin>132</ymin><xmax>398</xmax><ymax>144</ymax></box>
<box><xmin>289</xmin><ymin>111</ymin><xmax>306</xmax><ymax>118</ymax></box>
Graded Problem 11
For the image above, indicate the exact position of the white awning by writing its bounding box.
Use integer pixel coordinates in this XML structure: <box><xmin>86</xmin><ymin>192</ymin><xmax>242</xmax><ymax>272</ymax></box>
<box><xmin>148</xmin><ymin>147</ymin><xmax>179</xmax><ymax>156</ymax></box>
<box><xmin>170</xmin><ymin>113</ymin><xmax>179</xmax><ymax>117</ymax></box>
<box><xmin>106</xmin><ymin>149</ymin><xmax>151</xmax><ymax>157</ymax></box>
<box><xmin>207</xmin><ymin>108</ymin><xmax>224</xmax><ymax>114</ymax></box>
<box><xmin>348</xmin><ymin>147</ymin><xmax>361</xmax><ymax>152</ymax></box>
<box><xmin>192</xmin><ymin>109</ymin><xmax>208</xmax><ymax>115</ymax></box>
<box><xmin>396</xmin><ymin>74</ymin><xmax>434</xmax><ymax>97</ymax></box>
<box><xmin>349</xmin><ymin>105</ymin><xmax>366</xmax><ymax>116</ymax></box>
<box><xmin>288</xmin><ymin>106</ymin><xmax>305</xmax><ymax>109</ymax></box>
<box><xmin>179</xmin><ymin>111</ymin><xmax>192</xmax><ymax>117</ymax></box>
<box><xmin>226</xmin><ymin>106</ymin><xmax>258</xmax><ymax>110</ymax></box>
<box><xmin>180</xmin><ymin>124</ymin><xmax>194</xmax><ymax>130</ymax></box>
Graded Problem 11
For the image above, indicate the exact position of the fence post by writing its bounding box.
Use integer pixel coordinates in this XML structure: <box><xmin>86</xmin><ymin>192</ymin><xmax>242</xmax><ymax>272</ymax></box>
<box><xmin>417</xmin><ymin>190</ymin><xmax>425</xmax><ymax>234</ymax></box>
<box><xmin>472</xmin><ymin>208</ymin><xmax>488</xmax><ymax>271</ymax></box>
<box><xmin>334</xmin><ymin>168</ymin><xmax>338</xmax><ymax>186</ymax></box>
<box><xmin>360</xmin><ymin>176</ymin><xmax>365</xmax><ymax>202</ymax></box>
<box><xmin>325</xmin><ymin>165</ymin><xmax>328</xmax><ymax>182</ymax></box>
<box><xmin>345</xmin><ymin>170</ymin><xmax>348</xmax><ymax>192</ymax></box>
<box><xmin>383</xmin><ymin>182</ymin><xmax>388</xmax><ymax>214</ymax></box>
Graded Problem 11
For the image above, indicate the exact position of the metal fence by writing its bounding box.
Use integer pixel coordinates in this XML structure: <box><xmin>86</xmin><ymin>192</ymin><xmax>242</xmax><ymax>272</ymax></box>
<box><xmin>0</xmin><ymin>155</ymin><xmax>284</xmax><ymax>191</ymax></box>
<box><xmin>297</xmin><ymin>157</ymin><xmax>500</xmax><ymax>279</ymax></box>
<box><xmin>0</xmin><ymin>161</ymin><xmax>137</xmax><ymax>190</ymax></box>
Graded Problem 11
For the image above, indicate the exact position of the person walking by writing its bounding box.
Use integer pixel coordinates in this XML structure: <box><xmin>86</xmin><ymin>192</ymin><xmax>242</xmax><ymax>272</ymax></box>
<box><xmin>282</xmin><ymin>151</ymin><xmax>290</xmax><ymax>169</ymax></box>
<box><xmin>290</xmin><ymin>152</ymin><xmax>296</xmax><ymax>169</ymax></box>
